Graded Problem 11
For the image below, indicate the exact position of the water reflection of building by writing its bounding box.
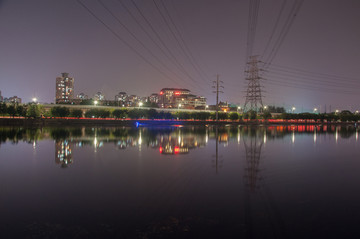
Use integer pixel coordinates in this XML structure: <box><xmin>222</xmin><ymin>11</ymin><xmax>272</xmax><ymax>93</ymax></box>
<box><xmin>158</xmin><ymin>132</ymin><xmax>206</xmax><ymax>155</ymax></box>
<box><xmin>159</xmin><ymin>145</ymin><xmax>188</xmax><ymax>154</ymax></box>
<box><xmin>55</xmin><ymin>140</ymin><xmax>73</xmax><ymax>168</ymax></box>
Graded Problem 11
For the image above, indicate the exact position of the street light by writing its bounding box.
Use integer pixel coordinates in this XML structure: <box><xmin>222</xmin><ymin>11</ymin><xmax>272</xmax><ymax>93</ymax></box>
<box><xmin>138</xmin><ymin>102</ymin><xmax>143</xmax><ymax>108</ymax></box>
<box><xmin>292</xmin><ymin>107</ymin><xmax>296</xmax><ymax>113</ymax></box>
<box><xmin>335</xmin><ymin>109</ymin><xmax>339</xmax><ymax>114</ymax></box>
<box><xmin>313</xmin><ymin>108</ymin><xmax>318</xmax><ymax>113</ymax></box>
<box><xmin>237</xmin><ymin>106</ymin><xmax>241</xmax><ymax>112</ymax></box>
<box><xmin>206</xmin><ymin>105</ymin><xmax>209</xmax><ymax>111</ymax></box>
<box><xmin>264</xmin><ymin>106</ymin><xmax>268</xmax><ymax>111</ymax></box>
<box><xmin>32</xmin><ymin>98</ymin><xmax>37</xmax><ymax>103</ymax></box>
<box><xmin>178</xmin><ymin>103</ymin><xmax>182</xmax><ymax>109</ymax></box>
<box><xmin>94</xmin><ymin>100</ymin><xmax>98</xmax><ymax>106</ymax></box>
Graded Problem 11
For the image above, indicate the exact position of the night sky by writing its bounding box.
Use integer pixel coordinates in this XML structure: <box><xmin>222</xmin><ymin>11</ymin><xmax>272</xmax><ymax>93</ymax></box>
<box><xmin>1</xmin><ymin>0</ymin><xmax>360</xmax><ymax>112</ymax></box>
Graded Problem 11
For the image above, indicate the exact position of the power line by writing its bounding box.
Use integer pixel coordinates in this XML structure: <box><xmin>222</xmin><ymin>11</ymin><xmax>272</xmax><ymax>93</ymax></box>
<box><xmin>246</xmin><ymin>0</ymin><xmax>261</xmax><ymax>62</ymax></box>
<box><xmin>114</xmin><ymin>0</ymin><xmax>208</xmax><ymax>92</ymax></box>
<box><xmin>271</xmin><ymin>64</ymin><xmax>360</xmax><ymax>83</ymax></box>
<box><xmin>76</xmin><ymin>0</ymin><xmax>180</xmax><ymax>86</ymax></box>
<box><xmin>263</xmin><ymin>0</ymin><xmax>304</xmax><ymax>69</ymax></box>
<box><xmin>151</xmin><ymin>0</ymin><xmax>209</xmax><ymax>83</ymax></box>
<box><xmin>261</xmin><ymin>0</ymin><xmax>287</xmax><ymax>58</ymax></box>
<box><xmin>128</xmin><ymin>0</ymin><xmax>208</xmax><ymax>92</ymax></box>
<box><xmin>264</xmin><ymin>77</ymin><xmax>360</xmax><ymax>95</ymax></box>
<box><xmin>97</xmin><ymin>0</ymin><xmax>197</xmax><ymax>89</ymax></box>
<box><xmin>267</xmin><ymin>70</ymin><xmax>360</xmax><ymax>89</ymax></box>
<box><xmin>158</xmin><ymin>0</ymin><xmax>210</xmax><ymax>81</ymax></box>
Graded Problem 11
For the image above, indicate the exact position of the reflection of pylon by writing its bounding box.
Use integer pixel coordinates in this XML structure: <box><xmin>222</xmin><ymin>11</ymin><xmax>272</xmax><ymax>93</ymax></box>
<box><xmin>212</xmin><ymin>126</ymin><xmax>223</xmax><ymax>173</ymax></box>
<box><xmin>243</xmin><ymin>128</ymin><xmax>264</xmax><ymax>192</ymax></box>
<box><xmin>244</xmin><ymin>56</ymin><xmax>264</xmax><ymax>112</ymax></box>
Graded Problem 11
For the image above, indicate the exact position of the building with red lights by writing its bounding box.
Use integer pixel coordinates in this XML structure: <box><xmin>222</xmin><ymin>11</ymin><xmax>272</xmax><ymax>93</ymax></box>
<box><xmin>158</xmin><ymin>88</ymin><xmax>206</xmax><ymax>109</ymax></box>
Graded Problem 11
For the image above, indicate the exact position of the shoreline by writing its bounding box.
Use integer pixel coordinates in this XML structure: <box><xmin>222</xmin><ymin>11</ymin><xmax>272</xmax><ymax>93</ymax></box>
<box><xmin>0</xmin><ymin>117</ymin><xmax>357</xmax><ymax>127</ymax></box>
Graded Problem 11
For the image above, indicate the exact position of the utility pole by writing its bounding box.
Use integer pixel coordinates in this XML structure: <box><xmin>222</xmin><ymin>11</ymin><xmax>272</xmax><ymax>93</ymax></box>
<box><xmin>244</xmin><ymin>55</ymin><xmax>264</xmax><ymax>112</ymax></box>
<box><xmin>212</xmin><ymin>74</ymin><xmax>224</xmax><ymax>122</ymax></box>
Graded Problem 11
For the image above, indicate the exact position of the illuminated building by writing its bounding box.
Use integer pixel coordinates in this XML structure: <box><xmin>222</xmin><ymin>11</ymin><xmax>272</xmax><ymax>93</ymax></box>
<box><xmin>4</xmin><ymin>96</ymin><xmax>22</xmax><ymax>104</ymax></box>
<box><xmin>158</xmin><ymin>88</ymin><xmax>206</xmax><ymax>109</ymax></box>
<box><xmin>115</xmin><ymin>92</ymin><xmax>128</xmax><ymax>106</ymax></box>
<box><xmin>127</xmin><ymin>95</ymin><xmax>139</xmax><ymax>107</ymax></box>
<box><xmin>94</xmin><ymin>92</ymin><xmax>105</xmax><ymax>101</ymax></box>
<box><xmin>76</xmin><ymin>93</ymin><xmax>88</xmax><ymax>100</ymax></box>
<box><xmin>149</xmin><ymin>93</ymin><xmax>159</xmax><ymax>104</ymax></box>
<box><xmin>194</xmin><ymin>96</ymin><xmax>207</xmax><ymax>109</ymax></box>
<box><xmin>56</xmin><ymin>72</ymin><xmax>74</xmax><ymax>104</ymax></box>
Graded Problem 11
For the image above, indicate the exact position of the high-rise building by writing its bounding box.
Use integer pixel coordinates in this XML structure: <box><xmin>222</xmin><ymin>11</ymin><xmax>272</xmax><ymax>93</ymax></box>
<box><xmin>76</xmin><ymin>93</ymin><xmax>88</xmax><ymax>100</ymax></box>
<box><xmin>0</xmin><ymin>91</ymin><xmax>3</xmax><ymax>102</ymax></box>
<box><xmin>115</xmin><ymin>92</ymin><xmax>128</xmax><ymax>106</ymax></box>
<box><xmin>149</xmin><ymin>93</ymin><xmax>159</xmax><ymax>104</ymax></box>
<box><xmin>94</xmin><ymin>92</ymin><xmax>105</xmax><ymax>101</ymax></box>
<box><xmin>56</xmin><ymin>73</ymin><xmax>74</xmax><ymax>104</ymax></box>
<box><xmin>6</xmin><ymin>96</ymin><xmax>22</xmax><ymax>104</ymax></box>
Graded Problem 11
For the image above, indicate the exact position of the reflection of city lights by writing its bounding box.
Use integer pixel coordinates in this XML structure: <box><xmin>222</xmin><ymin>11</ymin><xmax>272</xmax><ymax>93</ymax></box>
<box><xmin>264</xmin><ymin>131</ymin><xmax>267</xmax><ymax>144</ymax></box>
<box><xmin>356</xmin><ymin>129</ymin><xmax>359</xmax><ymax>141</ymax></box>
<box><xmin>174</xmin><ymin>146</ymin><xmax>180</xmax><ymax>154</ymax></box>
<box><xmin>335</xmin><ymin>129</ymin><xmax>338</xmax><ymax>143</ymax></box>
<box><xmin>292</xmin><ymin>131</ymin><xmax>295</xmax><ymax>144</ymax></box>
<box><xmin>314</xmin><ymin>131</ymin><xmax>317</xmax><ymax>143</ymax></box>
<box><xmin>138</xmin><ymin>131</ymin><xmax>142</xmax><ymax>152</ymax></box>
<box><xmin>159</xmin><ymin>146</ymin><xmax>163</xmax><ymax>153</ymax></box>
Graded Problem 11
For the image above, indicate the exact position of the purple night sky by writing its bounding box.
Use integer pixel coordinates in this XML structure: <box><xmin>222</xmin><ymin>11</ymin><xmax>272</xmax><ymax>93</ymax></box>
<box><xmin>1</xmin><ymin>0</ymin><xmax>360</xmax><ymax>112</ymax></box>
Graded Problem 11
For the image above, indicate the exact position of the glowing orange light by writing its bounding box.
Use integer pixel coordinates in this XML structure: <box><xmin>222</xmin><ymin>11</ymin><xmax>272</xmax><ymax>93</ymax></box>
<box><xmin>175</xmin><ymin>92</ymin><xmax>180</xmax><ymax>95</ymax></box>
<box><xmin>174</xmin><ymin>146</ymin><xmax>180</xmax><ymax>154</ymax></box>
<box><xmin>159</xmin><ymin>146</ymin><xmax>163</xmax><ymax>153</ymax></box>
<box><xmin>160</xmin><ymin>91</ymin><xmax>163</xmax><ymax>95</ymax></box>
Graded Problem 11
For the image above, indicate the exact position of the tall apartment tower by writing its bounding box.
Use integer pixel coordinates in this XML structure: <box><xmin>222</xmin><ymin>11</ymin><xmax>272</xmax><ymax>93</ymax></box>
<box><xmin>56</xmin><ymin>73</ymin><xmax>74</xmax><ymax>103</ymax></box>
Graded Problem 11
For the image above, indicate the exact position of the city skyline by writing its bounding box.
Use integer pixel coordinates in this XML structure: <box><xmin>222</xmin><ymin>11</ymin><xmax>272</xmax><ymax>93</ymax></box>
<box><xmin>1</xmin><ymin>0</ymin><xmax>360</xmax><ymax>112</ymax></box>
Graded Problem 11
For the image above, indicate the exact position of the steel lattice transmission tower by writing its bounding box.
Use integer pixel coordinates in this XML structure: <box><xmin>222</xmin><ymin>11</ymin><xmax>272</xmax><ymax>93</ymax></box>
<box><xmin>244</xmin><ymin>55</ymin><xmax>264</xmax><ymax>112</ymax></box>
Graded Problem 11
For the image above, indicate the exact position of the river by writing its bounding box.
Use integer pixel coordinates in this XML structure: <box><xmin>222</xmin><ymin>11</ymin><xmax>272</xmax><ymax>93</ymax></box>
<box><xmin>0</xmin><ymin>125</ymin><xmax>359</xmax><ymax>238</ymax></box>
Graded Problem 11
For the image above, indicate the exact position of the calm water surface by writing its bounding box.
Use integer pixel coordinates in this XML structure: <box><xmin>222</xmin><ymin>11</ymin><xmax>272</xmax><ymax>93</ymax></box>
<box><xmin>0</xmin><ymin>125</ymin><xmax>360</xmax><ymax>238</ymax></box>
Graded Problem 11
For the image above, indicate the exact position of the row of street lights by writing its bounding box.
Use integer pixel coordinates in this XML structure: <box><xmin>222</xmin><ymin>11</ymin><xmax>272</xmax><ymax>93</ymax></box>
<box><xmin>92</xmin><ymin>100</ymin><xmax>356</xmax><ymax>115</ymax></box>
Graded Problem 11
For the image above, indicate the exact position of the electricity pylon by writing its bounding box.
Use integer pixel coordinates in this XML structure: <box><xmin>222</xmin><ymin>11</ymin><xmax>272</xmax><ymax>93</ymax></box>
<box><xmin>244</xmin><ymin>55</ymin><xmax>264</xmax><ymax>112</ymax></box>
<box><xmin>212</xmin><ymin>74</ymin><xmax>224</xmax><ymax>121</ymax></box>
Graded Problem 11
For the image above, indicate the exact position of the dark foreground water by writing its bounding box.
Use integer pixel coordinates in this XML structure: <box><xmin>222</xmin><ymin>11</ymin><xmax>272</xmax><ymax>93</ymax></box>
<box><xmin>1</xmin><ymin>125</ymin><xmax>360</xmax><ymax>238</ymax></box>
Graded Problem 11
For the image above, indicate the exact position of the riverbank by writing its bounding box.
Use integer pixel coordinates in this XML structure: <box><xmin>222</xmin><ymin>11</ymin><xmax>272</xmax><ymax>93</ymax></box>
<box><xmin>0</xmin><ymin>117</ymin><xmax>357</xmax><ymax>127</ymax></box>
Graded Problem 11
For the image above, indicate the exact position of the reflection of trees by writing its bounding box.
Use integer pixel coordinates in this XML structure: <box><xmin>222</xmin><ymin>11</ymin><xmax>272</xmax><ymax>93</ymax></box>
<box><xmin>0</xmin><ymin>125</ymin><xmax>358</xmax><ymax>148</ymax></box>
<box><xmin>51</xmin><ymin>129</ymin><xmax>70</xmax><ymax>141</ymax></box>
<box><xmin>339</xmin><ymin>126</ymin><xmax>354</xmax><ymax>139</ymax></box>
<box><xmin>0</xmin><ymin>128</ymin><xmax>44</xmax><ymax>145</ymax></box>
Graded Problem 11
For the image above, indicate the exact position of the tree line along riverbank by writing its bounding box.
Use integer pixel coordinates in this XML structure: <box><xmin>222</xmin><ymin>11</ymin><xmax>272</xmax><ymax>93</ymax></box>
<box><xmin>0</xmin><ymin>104</ymin><xmax>359</xmax><ymax>125</ymax></box>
